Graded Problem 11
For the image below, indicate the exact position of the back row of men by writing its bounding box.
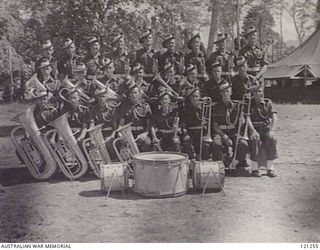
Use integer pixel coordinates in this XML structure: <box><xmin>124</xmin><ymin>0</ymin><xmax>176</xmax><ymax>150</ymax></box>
<box><xmin>24</xmin><ymin>26</ymin><xmax>278</xmax><ymax>178</ymax></box>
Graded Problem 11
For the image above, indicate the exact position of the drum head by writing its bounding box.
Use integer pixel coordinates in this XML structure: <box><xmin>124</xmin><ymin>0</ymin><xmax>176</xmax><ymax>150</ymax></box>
<box><xmin>134</xmin><ymin>152</ymin><xmax>188</xmax><ymax>162</ymax></box>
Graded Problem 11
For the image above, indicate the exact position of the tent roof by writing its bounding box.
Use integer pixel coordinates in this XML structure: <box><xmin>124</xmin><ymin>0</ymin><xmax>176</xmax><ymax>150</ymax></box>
<box><xmin>264</xmin><ymin>28</ymin><xmax>320</xmax><ymax>79</ymax></box>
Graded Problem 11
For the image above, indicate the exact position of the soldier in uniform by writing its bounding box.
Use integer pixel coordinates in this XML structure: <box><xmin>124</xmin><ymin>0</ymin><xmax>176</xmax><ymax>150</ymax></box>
<box><xmin>207</xmin><ymin>33</ymin><xmax>234</xmax><ymax>80</ymax></box>
<box><xmin>151</xmin><ymin>91</ymin><xmax>181</xmax><ymax>152</ymax></box>
<box><xmin>59</xmin><ymin>87</ymin><xmax>90</xmax><ymax>142</ymax></box>
<box><xmin>231</xmin><ymin>56</ymin><xmax>259</xmax><ymax>101</ymax></box>
<box><xmin>180</xmin><ymin>64</ymin><xmax>205</xmax><ymax>96</ymax></box>
<box><xmin>130</xmin><ymin>29</ymin><xmax>160</xmax><ymax>83</ymax></box>
<box><xmin>211</xmin><ymin>80</ymin><xmax>250</xmax><ymax>175</ymax></box>
<box><xmin>180</xmin><ymin>88</ymin><xmax>211</xmax><ymax>160</ymax></box>
<box><xmin>71</xmin><ymin>62</ymin><xmax>94</xmax><ymax>99</ymax></box>
<box><xmin>89</xmin><ymin>87</ymin><xmax>120</xmax><ymax>160</ymax></box>
<box><xmin>202</xmin><ymin>61</ymin><xmax>223</xmax><ymax>102</ymax></box>
<box><xmin>157</xmin><ymin>34</ymin><xmax>184</xmax><ymax>76</ymax></box>
<box><xmin>238</xmin><ymin>27</ymin><xmax>268</xmax><ymax>77</ymax></box>
<box><xmin>85</xmin><ymin>36</ymin><xmax>105</xmax><ymax>80</ymax></box>
<box><xmin>110</xmin><ymin>33</ymin><xmax>131</xmax><ymax>78</ymax></box>
<box><xmin>58</xmin><ymin>38</ymin><xmax>77</xmax><ymax>81</ymax></box>
<box><xmin>131</xmin><ymin>63</ymin><xmax>153</xmax><ymax>97</ymax></box>
<box><xmin>35</xmin><ymin>40</ymin><xmax>59</xmax><ymax>79</ymax></box>
<box><xmin>117</xmin><ymin>82</ymin><xmax>154</xmax><ymax>152</ymax></box>
<box><xmin>184</xmin><ymin>33</ymin><xmax>208</xmax><ymax>81</ymax></box>
<box><xmin>157</xmin><ymin>62</ymin><xmax>181</xmax><ymax>96</ymax></box>
<box><xmin>249</xmin><ymin>84</ymin><xmax>278</xmax><ymax>177</ymax></box>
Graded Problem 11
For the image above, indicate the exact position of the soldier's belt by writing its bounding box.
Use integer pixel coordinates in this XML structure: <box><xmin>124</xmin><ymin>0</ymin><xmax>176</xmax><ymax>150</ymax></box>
<box><xmin>87</xmin><ymin>75</ymin><xmax>104</xmax><ymax>80</ymax></box>
<box><xmin>158</xmin><ymin>128</ymin><xmax>181</xmax><ymax>134</ymax></box>
<box><xmin>114</xmin><ymin>74</ymin><xmax>128</xmax><ymax>78</ymax></box>
<box><xmin>188</xmin><ymin>126</ymin><xmax>202</xmax><ymax>130</ymax></box>
<box><xmin>221</xmin><ymin>72</ymin><xmax>234</xmax><ymax>76</ymax></box>
<box><xmin>143</xmin><ymin>74</ymin><xmax>155</xmax><ymax>78</ymax></box>
<box><xmin>246</xmin><ymin>67</ymin><xmax>261</xmax><ymax>72</ymax></box>
<box><xmin>102</xmin><ymin>127</ymin><xmax>113</xmax><ymax>131</ymax></box>
<box><xmin>197</xmin><ymin>74</ymin><xmax>208</xmax><ymax>78</ymax></box>
<box><xmin>131</xmin><ymin>126</ymin><xmax>144</xmax><ymax>131</ymax></box>
<box><xmin>219</xmin><ymin>124</ymin><xmax>235</xmax><ymax>130</ymax></box>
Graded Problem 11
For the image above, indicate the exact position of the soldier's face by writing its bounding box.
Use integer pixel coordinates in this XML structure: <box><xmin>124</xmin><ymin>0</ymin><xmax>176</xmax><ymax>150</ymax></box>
<box><xmin>67</xmin><ymin>43</ymin><xmax>76</xmax><ymax>57</ymax></box>
<box><xmin>129</xmin><ymin>87</ymin><xmax>140</xmax><ymax>103</ymax></box>
<box><xmin>211</xmin><ymin>66</ymin><xmax>222</xmax><ymax>82</ymax></box>
<box><xmin>69</xmin><ymin>92</ymin><xmax>80</xmax><ymax>106</ymax></box>
<box><xmin>103</xmin><ymin>64</ymin><xmax>114</xmax><ymax>76</ymax></box>
<box><xmin>43</xmin><ymin>47</ymin><xmax>54</xmax><ymax>58</ymax></box>
<box><xmin>117</xmin><ymin>37</ymin><xmax>125</xmax><ymax>49</ymax></box>
<box><xmin>187</xmin><ymin>69</ymin><xmax>198</xmax><ymax>82</ymax></box>
<box><xmin>164</xmin><ymin>67</ymin><xmax>174</xmax><ymax>80</ymax></box>
<box><xmin>40</xmin><ymin>65</ymin><xmax>52</xmax><ymax>77</ymax></box>
<box><xmin>160</xmin><ymin>94</ymin><xmax>171</xmax><ymax>107</ymax></box>
<box><xmin>253</xmin><ymin>87</ymin><xmax>264</xmax><ymax>101</ymax></box>
<box><xmin>143</xmin><ymin>34</ymin><xmax>153</xmax><ymax>46</ymax></box>
<box><xmin>135</xmin><ymin>69</ymin><xmax>144</xmax><ymax>80</ymax></box>
<box><xmin>191</xmin><ymin>38</ymin><xmax>200</xmax><ymax>51</ymax></box>
<box><xmin>217</xmin><ymin>40</ymin><xmax>225</xmax><ymax>50</ymax></box>
<box><xmin>90</xmin><ymin>42</ymin><xmax>100</xmax><ymax>55</ymax></box>
<box><xmin>248</xmin><ymin>33</ymin><xmax>257</xmax><ymax>46</ymax></box>
<box><xmin>167</xmin><ymin>39</ymin><xmax>175</xmax><ymax>51</ymax></box>
<box><xmin>190</xmin><ymin>90</ymin><xmax>200</xmax><ymax>107</ymax></box>
<box><xmin>238</xmin><ymin>64</ymin><xmax>247</xmax><ymax>75</ymax></box>
<box><xmin>98</xmin><ymin>93</ymin><xmax>108</xmax><ymax>105</ymax></box>
<box><xmin>220</xmin><ymin>87</ymin><xmax>232</xmax><ymax>102</ymax></box>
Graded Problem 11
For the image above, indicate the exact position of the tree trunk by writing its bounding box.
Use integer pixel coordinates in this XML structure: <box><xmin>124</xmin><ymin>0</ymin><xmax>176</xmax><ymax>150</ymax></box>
<box><xmin>207</xmin><ymin>0</ymin><xmax>222</xmax><ymax>55</ymax></box>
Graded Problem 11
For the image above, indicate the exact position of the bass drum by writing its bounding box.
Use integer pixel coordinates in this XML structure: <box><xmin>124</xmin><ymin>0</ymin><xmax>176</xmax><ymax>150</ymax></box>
<box><xmin>192</xmin><ymin>161</ymin><xmax>225</xmax><ymax>191</ymax></box>
<box><xmin>133</xmin><ymin>152</ymin><xmax>189</xmax><ymax>198</ymax></box>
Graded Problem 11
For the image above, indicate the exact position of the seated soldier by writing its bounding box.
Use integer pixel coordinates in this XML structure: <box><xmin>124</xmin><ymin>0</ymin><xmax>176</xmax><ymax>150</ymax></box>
<box><xmin>59</xmin><ymin>87</ymin><xmax>90</xmax><ymax>142</ymax></box>
<box><xmin>99</xmin><ymin>58</ymin><xmax>124</xmax><ymax>95</ymax></box>
<box><xmin>211</xmin><ymin>80</ymin><xmax>250</xmax><ymax>175</ymax></box>
<box><xmin>70</xmin><ymin>62</ymin><xmax>94</xmax><ymax>100</ymax></box>
<box><xmin>180</xmin><ymin>87</ymin><xmax>211</xmax><ymax>160</ymax></box>
<box><xmin>249</xmin><ymin>84</ymin><xmax>278</xmax><ymax>177</ymax></box>
<box><xmin>151</xmin><ymin>90</ymin><xmax>182</xmax><ymax>152</ymax></box>
<box><xmin>117</xmin><ymin>82</ymin><xmax>155</xmax><ymax>152</ymax></box>
<box><xmin>131</xmin><ymin>63</ymin><xmax>153</xmax><ymax>97</ymax></box>
<box><xmin>89</xmin><ymin>87</ymin><xmax>120</xmax><ymax>161</ymax></box>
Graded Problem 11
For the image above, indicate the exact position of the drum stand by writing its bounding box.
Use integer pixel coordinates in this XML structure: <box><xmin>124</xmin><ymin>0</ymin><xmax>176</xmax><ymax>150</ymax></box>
<box><xmin>105</xmin><ymin>169</ymin><xmax>125</xmax><ymax>200</ymax></box>
<box><xmin>202</xmin><ymin>167</ymin><xmax>226</xmax><ymax>196</ymax></box>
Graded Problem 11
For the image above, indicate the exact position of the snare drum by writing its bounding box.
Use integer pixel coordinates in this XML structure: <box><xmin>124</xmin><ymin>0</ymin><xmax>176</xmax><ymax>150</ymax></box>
<box><xmin>133</xmin><ymin>152</ymin><xmax>189</xmax><ymax>198</ymax></box>
<box><xmin>100</xmin><ymin>163</ymin><xmax>128</xmax><ymax>193</ymax></box>
<box><xmin>192</xmin><ymin>161</ymin><xmax>225</xmax><ymax>191</ymax></box>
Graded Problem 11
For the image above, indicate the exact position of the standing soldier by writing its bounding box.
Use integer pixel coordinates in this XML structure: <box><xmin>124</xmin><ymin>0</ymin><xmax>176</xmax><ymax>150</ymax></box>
<box><xmin>184</xmin><ymin>33</ymin><xmax>208</xmax><ymax>81</ymax></box>
<box><xmin>207</xmin><ymin>33</ymin><xmax>234</xmax><ymax>80</ymax></box>
<box><xmin>231</xmin><ymin>56</ymin><xmax>259</xmax><ymax>101</ymax></box>
<box><xmin>157</xmin><ymin>34</ymin><xmax>184</xmax><ymax>76</ymax></box>
<box><xmin>85</xmin><ymin>36</ymin><xmax>105</xmax><ymax>80</ymax></box>
<box><xmin>35</xmin><ymin>40</ymin><xmax>59</xmax><ymax>79</ymax></box>
<box><xmin>238</xmin><ymin>27</ymin><xmax>268</xmax><ymax>77</ymax></box>
<box><xmin>130</xmin><ymin>29</ymin><xmax>160</xmax><ymax>83</ymax></box>
<box><xmin>110</xmin><ymin>33</ymin><xmax>131</xmax><ymax>79</ymax></box>
<box><xmin>202</xmin><ymin>61</ymin><xmax>223</xmax><ymax>102</ymax></box>
<box><xmin>58</xmin><ymin>38</ymin><xmax>77</xmax><ymax>81</ymax></box>
<box><xmin>211</xmin><ymin>80</ymin><xmax>250</xmax><ymax>175</ymax></box>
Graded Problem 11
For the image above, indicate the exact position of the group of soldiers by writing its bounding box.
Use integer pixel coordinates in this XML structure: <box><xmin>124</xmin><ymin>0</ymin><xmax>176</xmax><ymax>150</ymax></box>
<box><xmin>22</xmin><ymin>26</ymin><xmax>278</xmax><ymax>178</ymax></box>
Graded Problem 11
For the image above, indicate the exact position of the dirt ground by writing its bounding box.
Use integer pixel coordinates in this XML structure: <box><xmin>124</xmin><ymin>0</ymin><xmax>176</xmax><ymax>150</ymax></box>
<box><xmin>0</xmin><ymin>104</ymin><xmax>320</xmax><ymax>243</ymax></box>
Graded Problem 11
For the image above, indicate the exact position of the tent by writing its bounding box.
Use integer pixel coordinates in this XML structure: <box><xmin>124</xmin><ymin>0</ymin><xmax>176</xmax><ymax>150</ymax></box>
<box><xmin>264</xmin><ymin>28</ymin><xmax>320</xmax><ymax>80</ymax></box>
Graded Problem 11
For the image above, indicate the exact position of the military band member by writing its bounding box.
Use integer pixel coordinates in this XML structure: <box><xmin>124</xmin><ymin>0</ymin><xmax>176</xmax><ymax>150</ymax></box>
<box><xmin>98</xmin><ymin>58</ymin><xmax>124</xmax><ymax>94</ymax></box>
<box><xmin>180</xmin><ymin>88</ymin><xmax>211</xmax><ymax>160</ymax></box>
<box><xmin>110</xmin><ymin>33</ymin><xmax>131</xmax><ymax>78</ymax></box>
<box><xmin>211</xmin><ymin>80</ymin><xmax>250</xmax><ymax>174</ymax></box>
<box><xmin>35</xmin><ymin>40</ymin><xmax>59</xmax><ymax>79</ymax></box>
<box><xmin>249</xmin><ymin>84</ymin><xmax>278</xmax><ymax>177</ymax></box>
<box><xmin>158</xmin><ymin>34</ymin><xmax>184</xmax><ymax>75</ymax></box>
<box><xmin>59</xmin><ymin>87</ymin><xmax>90</xmax><ymax>142</ymax></box>
<box><xmin>231</xmin><ymin>56</ymin><xmax>259</xmax><ymax>100</ymax></box>
<box><xmin>85</xmin><ymin>36</ymin><xmax>105</xmax><ymax>80</ymax></box>
<box><xmin>157</xmin><ymin>62</ymin><xmax>181</xmax><ymax>95</ymax></box>
<box><xmin>117</xmin><ymin>82</ymin><xmax>154</xmax><ymax>152</ymax></box>
<box><xmin>184</xmin><ymin>33</ymin><xmax>208</xmax><ymax>81</ymax></box>
<box><xmin>58</xmin><ymin>38</ymin><xmax>77</xmax><ymax>81</ymax></box>
<box><xmin>180</xmin><ymin>64</ymin><xmax>205</xmax><ymax>96</ymax></box>
<box><xmin>238</xmin><ymin>27</ymin><xmax>268</xmax><ymax>77</ymax></box>
<box><xmin>131</xmin><ymin>63</ymin><xmax>153</xmax><ymax>97</ymax></box>
<box><xmin>207</xmin><ymin>33</ymin><xmax>234</xmax><ymax>80</ymax></box>
<box><xmin>130</xmin><ymin>29</ymin><xmax>160</xmax><ymax>83</ymax></box>
<box><xmin>71</xmin><ymin>62</ymin><xmax>93</xmax><ymax>99</ymax></box>
<box><xmin>203</xmin><ymin>61</ymin><xmax>223</xmax><ymax>102</ymax></box>
<box><xmin>151</xmin><ymin>91</ymin><xmax>181</xmax><ymax>152</ymax></box>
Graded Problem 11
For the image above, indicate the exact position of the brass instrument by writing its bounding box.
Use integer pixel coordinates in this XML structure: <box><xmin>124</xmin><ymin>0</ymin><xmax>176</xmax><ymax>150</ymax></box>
<box><xmin>92</xmin><ymin>77</ymin><xmax>121</xmax><ymax>108</ymax></box>
<box><xmin>199</xmin><ymin>97</ymin><xmax>213</xmax><ymax>161</ymax></box>
<box><xmin>10</xmin><ymin>107</ymin><xmax>58</xmax><ymax>180</ymax></box>
<box><xmin>172</xmin><ymin>116</ymin><xmax>180</xmax><ymax>145</ymax></box>
<box><xmin>43</xmin><ymin>113</ymin><xmax>88</xmax><ymax>180</ymax></box>
<box><xmin>24</xmin><ymin>73</ymin><xmax>47</xmax><ymax>100</ymax></box>
<box><xmin>61</xmin><ymin>76</ymin><xmax>91</xmax><ymax>102</ymax></box>
<box><xmin>152</xmin><ymin>73</ymin><xmax>180</xmax><ymax>97</ymax></box>
<box><xmin>82</xmin><ymin>124</ymin><xmax>112</xmax><ymax>178</ymax></box>
<box><xmin>112</xmin><ymin>123</ymin><xmax>140</xmax><ymax>163</ymax></box>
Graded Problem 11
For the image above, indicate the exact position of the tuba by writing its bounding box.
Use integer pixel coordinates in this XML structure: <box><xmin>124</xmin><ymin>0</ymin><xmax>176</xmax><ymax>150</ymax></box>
<box><xmin>82</xmin><ymin>124</ymin><xmax>112</xmax><ymax>178</ymax></box>
<box><xmin>113</xmin><ymin>123</ymin><xmax>140</xmax><ymax>163</ymax></box>
<box><xmin>10</xmin><ymin>107</ymin><xmax>58</xmax><ymax>180</ymax></box>
<box><xmin>43</xmin><ymin>113</ymin><xmax>88</xmax><ymax>180</ymax></box>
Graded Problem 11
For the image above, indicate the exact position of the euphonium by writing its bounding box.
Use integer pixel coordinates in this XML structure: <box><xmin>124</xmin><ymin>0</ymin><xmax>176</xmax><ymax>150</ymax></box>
<box><xmin>10</xmin><ymin>107</ymin><xmax>58</xmax><ymax>180</ymax></box>
<box><xmin>43</xmin><ymin>113</ymin><xmax>88</xmax><ymax>180</ymax></box>
<box><xmin>112</xmin><ymin>123</ymin><xmax>140</xmax><ymax>163</ymax></box>
<box><xmin>82</xmin><ymin>124</ymin><xmax>112</xmax><ymax>178</ymax></box>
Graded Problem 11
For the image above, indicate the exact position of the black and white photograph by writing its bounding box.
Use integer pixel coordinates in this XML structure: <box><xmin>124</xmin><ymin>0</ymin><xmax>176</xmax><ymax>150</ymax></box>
<box><xmin>0</xmin><ymin>0</ymin><xmax>320</xmax><ymax>244</ymax></box>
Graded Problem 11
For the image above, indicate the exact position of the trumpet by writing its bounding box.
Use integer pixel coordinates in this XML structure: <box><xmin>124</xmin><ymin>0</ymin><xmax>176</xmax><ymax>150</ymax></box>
<box><xmin>199</xmin><ymin>97</ymin><xmax>213</xmax><ymax>161</ymax></box>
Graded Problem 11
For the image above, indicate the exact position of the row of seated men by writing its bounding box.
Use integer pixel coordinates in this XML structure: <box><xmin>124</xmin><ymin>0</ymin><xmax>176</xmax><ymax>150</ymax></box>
<box><xmin>26</xmin><ymin>50</ymin><xmax>278</xmax><ymax>178</ymax></box>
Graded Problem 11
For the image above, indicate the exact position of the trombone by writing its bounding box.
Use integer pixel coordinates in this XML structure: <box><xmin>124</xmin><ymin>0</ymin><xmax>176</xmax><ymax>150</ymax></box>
<box><xmin>199</xmin><ymin>97</ymin><xmax>213</xmax><ymax>161</ymax></box>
